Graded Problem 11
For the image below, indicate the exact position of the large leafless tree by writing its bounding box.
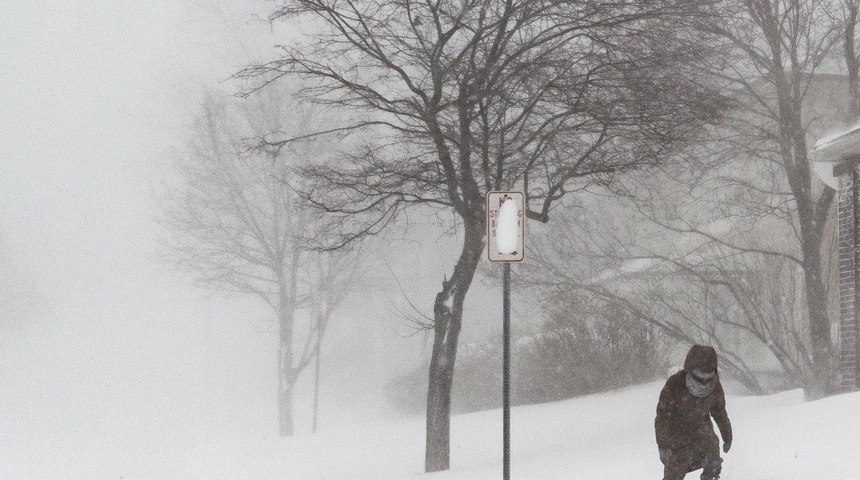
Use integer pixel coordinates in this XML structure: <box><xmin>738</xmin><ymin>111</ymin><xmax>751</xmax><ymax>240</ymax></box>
<box><xmin>685</xmin><ymin>0</ymin><xmax>848</xmax><ymax>397</ymax></box>
<box><xmin>526</xmin><ymin>0</ymin><xmax>860</xmax><ymax>399</ymax></box>
<box><xmin>239</xmin><ymin>0</ymin><xmax>724</xmax><ymax>471</ymax></box>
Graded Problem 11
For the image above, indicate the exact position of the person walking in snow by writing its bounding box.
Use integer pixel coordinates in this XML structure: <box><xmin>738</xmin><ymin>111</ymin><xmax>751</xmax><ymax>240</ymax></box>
<box><xmin>655</xmin><ymin>345</ymin><xmax>732</xmax><ymax>480</ymax></box>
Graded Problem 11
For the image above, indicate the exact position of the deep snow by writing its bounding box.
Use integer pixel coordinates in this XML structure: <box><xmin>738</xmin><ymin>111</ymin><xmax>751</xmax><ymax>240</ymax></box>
<box><xmin>41</xmin><ymin>381</ymin><xmax>853</xmax><ymax>480</ymax></box>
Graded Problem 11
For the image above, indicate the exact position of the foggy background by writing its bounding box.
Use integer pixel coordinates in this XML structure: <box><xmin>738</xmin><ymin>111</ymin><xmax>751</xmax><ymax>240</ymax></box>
<box><xmin>6</xmin><ymin>1</ymin><xmax>853</xmax><ymax>478</ymax></box>
<box><xmin>0</xmin><ymin>2</ymin><xmax>505</xmax><ymax>476</ymax></box>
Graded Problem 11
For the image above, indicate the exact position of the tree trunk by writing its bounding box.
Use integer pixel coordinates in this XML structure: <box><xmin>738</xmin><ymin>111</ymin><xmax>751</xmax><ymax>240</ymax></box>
<box><xmin>789</xmin><ymin>117</ymin><xmax>836</xmax><ymax>398</ymax></box>
<box><xmin>425</xmin><ymin>220</ymin><xmax>484</xmax><ymax>472</ymax></box>
<box><xmin>279</xmin><ymin>331</ymin><xmax>295</xmax><ymax>436</ymax></box>
<box><xmin>771</xmin><ymin>61</ymin><xmax>837</xmax><ymax>396</ymax></box>
<box><xmin>800</xmin><ymin>200</ymin><xmax>836</xmax><ymax>399</ymax></box>
<box><xmin>278</xmin><ymin>249</ymin><xmax>301</xmax><ymax>436</ymax></box>
<box><xmin>803</xmin><ymin>257</ymin><xmax>834</xmax><ymax>398</ymax></box>
<box><xmin>313</xmin><ymin>311</ymin><xmax>323</xmax><ymax>433</ymax></box>
<box><xmin>845</xmin><ymin>1</ymin><xmax>860</xmax><ymax>121</ymax></box>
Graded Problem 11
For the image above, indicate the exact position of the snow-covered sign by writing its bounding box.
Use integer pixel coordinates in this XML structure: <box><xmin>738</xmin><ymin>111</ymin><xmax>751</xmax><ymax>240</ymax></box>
<box><xmin>487</xmin><ymin>191</ymin><xmax>525</xmax><ymax>262</ymax></box>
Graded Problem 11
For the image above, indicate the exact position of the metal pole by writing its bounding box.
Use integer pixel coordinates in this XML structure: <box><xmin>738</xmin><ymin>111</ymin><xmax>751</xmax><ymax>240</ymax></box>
<box><xmin>502</xmin><ymin>262</ymin><xmax>511</xmax><ymax>480</ymax></box>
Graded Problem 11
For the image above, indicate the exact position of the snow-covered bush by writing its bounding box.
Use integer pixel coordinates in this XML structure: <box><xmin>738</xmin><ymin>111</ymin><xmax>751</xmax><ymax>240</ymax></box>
<box><xmin>386</xmin><ymin>301</ymin><xmax>665</xmax><ymax>414</ymax></box>
<box><xmin>514</xmin><ymin>307</ymin><xmax>663</xmax><ymax>403</ymax></box>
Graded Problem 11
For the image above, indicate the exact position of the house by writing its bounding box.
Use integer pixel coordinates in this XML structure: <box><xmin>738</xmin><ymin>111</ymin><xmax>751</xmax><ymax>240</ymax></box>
<box><xmin>811</xmin><ymin>122</ymin><xmax>860</xmax><ymax>391</ymax></box>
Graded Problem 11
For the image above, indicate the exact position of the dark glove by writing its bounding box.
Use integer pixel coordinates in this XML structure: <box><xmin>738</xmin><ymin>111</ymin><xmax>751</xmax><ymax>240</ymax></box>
<box><xmin>723</xmin><ymin>441</ymin><xmax>732</xmax><ymax>454</ymax></box>
<box><xmin>659</xmin><ymin>448</ymin><xmax>672</xmax><ymax>464</ymax></box>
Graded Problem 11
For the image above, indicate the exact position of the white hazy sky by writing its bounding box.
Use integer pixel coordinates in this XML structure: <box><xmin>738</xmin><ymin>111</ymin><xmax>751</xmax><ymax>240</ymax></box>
<box><xmin>0</xmin><ymin>2</ymin><xmax>319</xmax><ymax>476</ymax></box>
<box><xmin>0</xmin><ymin>2</ymin><xmax>266</xmax><ymax>310</ymax></box>
<box><xmin>0</xmin><ymin>3</ymin><xmax>504</xmax><ymax>476</ymax></box>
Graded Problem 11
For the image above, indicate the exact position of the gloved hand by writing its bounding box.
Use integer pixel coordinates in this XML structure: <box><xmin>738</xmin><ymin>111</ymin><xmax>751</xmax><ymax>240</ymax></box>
<box><xmin>659</xmin><ymin>448</ymin><xmax>672</xmax><ymax>464</ymax></box>
<box><xmin>723</xmin><ymin>441</ymin><xmax>732</xmax><ymax>454</ymax></box>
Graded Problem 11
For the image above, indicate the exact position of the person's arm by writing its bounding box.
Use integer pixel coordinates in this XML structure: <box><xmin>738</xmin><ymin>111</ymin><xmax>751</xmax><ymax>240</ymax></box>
<box><xmin>710</xmin><ymin>380</ymin><xmax>732</xmax><ymax>452</ymax></box>
<box><xmin>655</xmin><ymin>383</ymin><xmax>677</xmax><ymax>450</ymax></box>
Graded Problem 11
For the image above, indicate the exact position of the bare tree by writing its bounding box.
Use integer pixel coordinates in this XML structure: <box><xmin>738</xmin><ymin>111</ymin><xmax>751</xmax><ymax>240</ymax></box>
<box><xmin>238</xmin><ymin>0</ymin><xmax>723</xmax><ymax>470</ymax></box>
<box><xmin>157</xmin><ymin>90</ymin><xmax>358</xmax><ymax>436</ymax></box>
<box><xmin>841</xmin><ymin>0</ymin><xmax>860</xmax><ymax>119</ymax></box>
<box><xmin>306</xmin><ymin>246</ymin><xmax>364</xmax><ymax>433</ymax></box>
<box><xmin>677</xmin><ymin>0</ymin><xmax>850</xmax><ymax>397</ymax></box>
<box><xmin>539</xmin><ymin>65</ymin><xmax>855</xmax><ymax>399</ymax></box>
<box><xmin>522</xmin><ymin>198</ymin><xmax>819</xmax><ymax>394</ymax></box>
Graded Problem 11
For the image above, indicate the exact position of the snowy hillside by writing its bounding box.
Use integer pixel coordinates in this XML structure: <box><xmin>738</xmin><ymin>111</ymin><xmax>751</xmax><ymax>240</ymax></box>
<box><xmin>173</xmin><ymin>382</ymin><xmax>859</xmax><ymax>480</ymax></box>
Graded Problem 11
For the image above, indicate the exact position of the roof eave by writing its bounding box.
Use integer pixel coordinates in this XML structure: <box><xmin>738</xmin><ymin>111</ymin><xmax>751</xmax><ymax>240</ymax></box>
<box><xmin>812</xmin><ymin>125</ymin><xmax>860</xmax><ymax>164</ymax></box>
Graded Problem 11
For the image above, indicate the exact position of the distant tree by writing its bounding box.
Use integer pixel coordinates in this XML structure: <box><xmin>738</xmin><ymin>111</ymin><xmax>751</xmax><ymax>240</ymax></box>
<box><xmin>157</xmin><ymin>89</ymin><xmax>359</xmax><ymax>436</ymax></box>
<box><xmin>522</xmin><ymin>200</ymin><xmax>817</xmax><ymax>394</ymax></box>
<box><xmin>308</xmin><ymin>249</ymin><xmax>363</xmax><ymax>433</ymax></box>
<box><xmin>683</xmin><ymin>0</ymin><xmax>847</xmax><ymax>397</ymax></box>
<box><xmin>528</xmin><ymin>0</ymin><xmax>860</xmax><ymax>398</ymax></box>
<box><xmin>238</xmin><ymin>0</ymin><xmax>725</xmax><ymax>471</ymax></box>
<box><xmin>520</xmin><ymin>0</ymin><xmax>860</xmax><ymax>397</ymax></box>
<box><xmin>841</xmin><ymin>0</ymin><xmax>860</xmax><ymax>119</ymax></box>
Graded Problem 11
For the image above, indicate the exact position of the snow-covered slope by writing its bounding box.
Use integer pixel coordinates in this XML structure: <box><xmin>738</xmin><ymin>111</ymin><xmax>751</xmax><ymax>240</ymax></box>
<box><xmin>177</xmin><ymin>382</ymin><xmax>859</xmax><ymax>480</ymax></box>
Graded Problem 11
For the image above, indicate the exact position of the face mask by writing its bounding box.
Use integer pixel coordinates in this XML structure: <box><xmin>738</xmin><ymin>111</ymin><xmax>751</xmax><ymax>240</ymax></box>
<box><xmin>686</xmin><ymin>372</ymin><xmax>716</xmax><ymax>397</ymax></box>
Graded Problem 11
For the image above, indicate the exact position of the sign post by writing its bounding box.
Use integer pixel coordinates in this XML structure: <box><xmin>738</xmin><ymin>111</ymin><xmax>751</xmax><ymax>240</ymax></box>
<box><xmin>486</xmin><ymin>191</ymin><xmax>525</xmax><ymax>480</ymax></box>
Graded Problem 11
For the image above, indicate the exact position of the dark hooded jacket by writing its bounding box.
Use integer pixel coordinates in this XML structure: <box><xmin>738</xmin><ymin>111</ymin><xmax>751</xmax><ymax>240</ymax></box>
<box><xmin>655</xmin><ymin>345</ymin><xmax>732</xmax><ymax>452</ymax></box>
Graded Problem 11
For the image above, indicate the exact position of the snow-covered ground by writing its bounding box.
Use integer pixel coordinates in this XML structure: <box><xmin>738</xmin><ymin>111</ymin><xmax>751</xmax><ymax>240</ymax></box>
<box><xmin>53</xmin><ymin>381</ymin><xmax>852</xmax><ymax>480</ymax></box>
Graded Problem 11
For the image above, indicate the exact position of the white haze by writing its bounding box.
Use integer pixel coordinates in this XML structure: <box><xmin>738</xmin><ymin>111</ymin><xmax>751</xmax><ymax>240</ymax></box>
<box><xmin>3</xmin><ymin>3</ymin><xmax>858</xmax><ymax>480</ymax></box>
<box><xmin>0</xmin><ymin>2</ymin><xmax>509</xmax><ymax>478</ymax></box>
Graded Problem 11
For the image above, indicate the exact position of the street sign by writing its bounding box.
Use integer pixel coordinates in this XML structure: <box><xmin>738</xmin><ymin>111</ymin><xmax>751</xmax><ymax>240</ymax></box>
<box><xmin>487</xmin><ymin>191</ymin><xmax>525</xmax><ymax>480</ymax></box>
<box><xmin>487</xmin><ymin>191</ymin><xmax>525</xmax><ymax>263</ymax></box>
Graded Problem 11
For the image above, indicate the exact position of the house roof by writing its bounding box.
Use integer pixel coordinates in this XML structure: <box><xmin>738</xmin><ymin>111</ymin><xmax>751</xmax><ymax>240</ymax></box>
<box><xmin>811</xmin><ymin>123</ymin><xmax>860</xmax><ymax>189</ymax></box>
<box><xmin>812</xmin><ymin>123</ymin><xmax>860</xmax><ymax>162</ymax></box>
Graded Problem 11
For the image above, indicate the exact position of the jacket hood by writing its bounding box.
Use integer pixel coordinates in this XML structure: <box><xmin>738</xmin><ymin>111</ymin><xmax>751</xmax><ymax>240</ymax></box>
<box><xmin>684</xmin><ymin>344</ymin><xmax>718</xmax><ymax>375</ymax></box>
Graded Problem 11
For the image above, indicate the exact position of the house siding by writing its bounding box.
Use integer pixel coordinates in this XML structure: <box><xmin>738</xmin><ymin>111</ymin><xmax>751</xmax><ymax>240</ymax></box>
<box><xmin>837</xmin><ymin>164</ymin><xmax>860</xmax><ymax>391</ymax></box>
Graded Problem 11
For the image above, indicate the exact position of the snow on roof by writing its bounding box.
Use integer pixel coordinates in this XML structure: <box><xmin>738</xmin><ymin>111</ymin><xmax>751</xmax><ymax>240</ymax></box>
<box><xmin>814</xmin><ymin>124</ymin><xmax>860</xmax><ymax>149</ymax></box>
<box><xmin>810</xmin><ymin>123</ymin><xmax>860</xmax><ymax>188</ymax></box>
<box><xmin>587</xmin><ymin>215</ymin><xmax>765</xmax><ymax>286</ymax></box>
<box><xmin>811</xmin><ymin>122</ymin><xmax>860</xmax><ymax>163</ymax></box>
<box><xmin>588</xmin><ymin>257</ymin><xmax>664</xmax><ymax>284</ymax></box>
